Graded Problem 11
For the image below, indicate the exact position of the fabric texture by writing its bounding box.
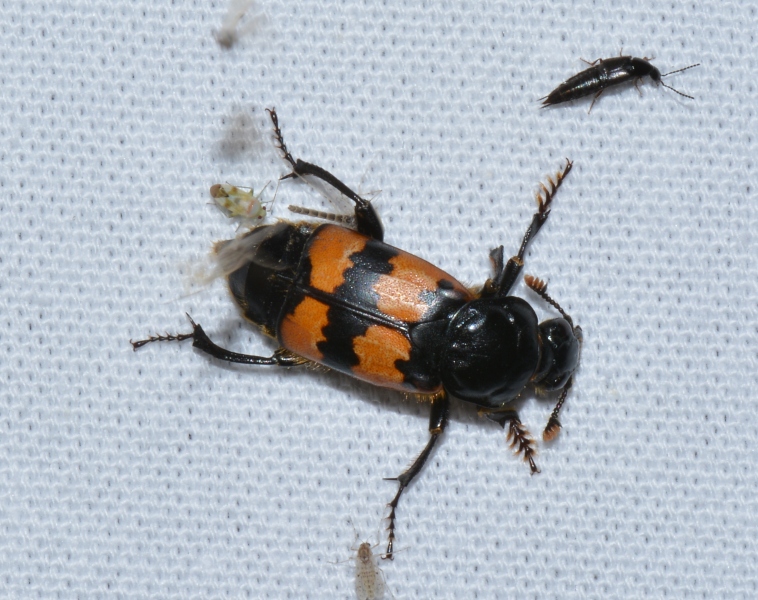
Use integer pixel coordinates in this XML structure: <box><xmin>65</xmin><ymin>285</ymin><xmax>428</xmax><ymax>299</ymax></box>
<box><xmin>0</xmin><ymin>0</ymin><xmax>755</xmax><ymax>598</ymax></box>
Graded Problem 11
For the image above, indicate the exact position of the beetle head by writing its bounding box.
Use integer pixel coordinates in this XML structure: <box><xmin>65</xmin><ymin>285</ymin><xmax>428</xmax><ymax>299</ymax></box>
<box><xmin>532</xmin><ymin>318</ymin><xmax>582</xmax><ymax>391</ymax></box>
<box><xmin>629</xmin><ymin>57</ymin><xmax>661</xmax><ymax>82</ymax></box>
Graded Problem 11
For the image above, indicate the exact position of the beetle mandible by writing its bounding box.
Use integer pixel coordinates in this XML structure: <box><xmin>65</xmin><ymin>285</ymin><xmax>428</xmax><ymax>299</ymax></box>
<box><xmin>541</xmin><ymin>54</ymin><xmax>700</xmax><ymax>112</ymax></box>
<box><xmin>132</xmin><ymin>108</ymin><xmax>582</xmax><ymax>558</ymax></box>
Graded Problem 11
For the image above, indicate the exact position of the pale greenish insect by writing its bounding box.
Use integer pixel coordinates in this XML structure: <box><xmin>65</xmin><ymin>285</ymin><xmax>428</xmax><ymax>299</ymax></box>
<box><xmin>209</xmin><ymin>182</ymin><xmax>270</xmax><ymax>225</ymax></box>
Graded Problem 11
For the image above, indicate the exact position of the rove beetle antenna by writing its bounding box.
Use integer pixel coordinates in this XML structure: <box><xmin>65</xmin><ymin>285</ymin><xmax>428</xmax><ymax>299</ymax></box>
<box><xmin>658</xmin><ymin>63</ymin><xmax>701</xmax><ymax>99</ymax></box>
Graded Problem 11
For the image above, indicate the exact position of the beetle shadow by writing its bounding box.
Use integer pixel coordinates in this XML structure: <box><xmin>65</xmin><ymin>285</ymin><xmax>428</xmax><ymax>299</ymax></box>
<box><xmin>213</xmin><ymin>107</ymin><xmax>270</xmax><ymax>162</ymax></box>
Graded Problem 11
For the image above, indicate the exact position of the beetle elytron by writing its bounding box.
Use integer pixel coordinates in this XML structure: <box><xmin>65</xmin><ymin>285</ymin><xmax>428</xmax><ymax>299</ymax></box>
<box><xmin>132</xmin><ymin>109</ymin><xmax>582</xmax><ymax>557</ymax></box>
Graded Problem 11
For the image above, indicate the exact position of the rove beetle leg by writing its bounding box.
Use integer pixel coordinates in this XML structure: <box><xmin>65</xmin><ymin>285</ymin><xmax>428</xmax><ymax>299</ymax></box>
<box><xmin>580</xmin><ymin>57</ymin><xmax>602</xmax><ymax>67</ymax></box>
<box><xmin>587</xmin><ymin>89</ymin><xmax>604</xmax><ymax>114</ymax></box>
<box><xmin>266</xmin><ymin>108</ymin><xmax>384</xmax><ymax>241</ymax></box>
<box><xmin>384</xmin><ymin>392</ymin><xmax>450</xmax><ymax>559</ymax></box>
<box><xmin>131</xmin><ymin>314</ymin><xmax>308</xmax><ymax>367</ymax></box>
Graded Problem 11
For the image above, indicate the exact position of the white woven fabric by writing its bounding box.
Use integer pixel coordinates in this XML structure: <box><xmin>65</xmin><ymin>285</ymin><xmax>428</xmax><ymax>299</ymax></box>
<box><xmin>1</xmin><ymin>0</ymin><xmax>755</xmax><ymax>598</ymax></box>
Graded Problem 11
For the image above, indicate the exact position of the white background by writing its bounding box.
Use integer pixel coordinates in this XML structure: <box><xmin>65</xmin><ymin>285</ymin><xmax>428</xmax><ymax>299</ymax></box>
<box><xmin>1</xmin><ymin>0</ymin><xmax>756</xmax><ymax>598</ymax></box>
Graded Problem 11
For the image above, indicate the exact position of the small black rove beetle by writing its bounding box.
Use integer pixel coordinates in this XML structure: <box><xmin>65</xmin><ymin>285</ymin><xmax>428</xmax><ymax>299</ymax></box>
<box><xmin>132</xmin><ymin>109</ymin><xmax>582</xmax><ymax>558</ymax></box>
<box><xmin>541</xmin><ymin>54</ymin><xmax>700</xmax><ymax>112</ymax></box>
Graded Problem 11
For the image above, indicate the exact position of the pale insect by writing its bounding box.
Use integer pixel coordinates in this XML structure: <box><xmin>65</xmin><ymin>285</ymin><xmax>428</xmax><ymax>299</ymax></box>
<box><xmin>213</xmin><ymin>0</ymin><xmax>260</xmax><ymax>49</ymax></box>
<box><xmin>192</xmin><ymin>181</ymin><xmax>273</xmax><ymax>285</ymax></box>
<box><xmin>209</xmin><ymin>182</ymin><xmax>270</xmax><ymax>225</ymax></box>
<box><xmin>331</xmin><ymin>525</ymin><xmax>390</xmax><ymax>600</ymax></box>
<box><xmin>353</xmin><ymin>540</ymin><xmax>386</xmax><ymax>600</ymax></box>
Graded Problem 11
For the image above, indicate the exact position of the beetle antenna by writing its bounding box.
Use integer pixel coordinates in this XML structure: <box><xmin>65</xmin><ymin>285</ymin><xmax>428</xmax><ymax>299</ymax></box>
<box><xmin>659</xmin><ymin>63</ymin><xmax>699</xmax><ymax>99</ymax></box>
<box><xmin>661</xmin><ymin>63</ymin><xmax>700</xmax><ymax>78</ymax></box>
<box><xmin>524</xmin><ymin>275</ymin><xmax>574</xmax><ymax>327</ymax></box>
<box><xmin>659</xmin><ymin>81</ymin><xmax>695</xmax><ymax>100</ymax></box>
<box><xmin>543</xmin><ymin>377</ymin><xmax>572</xmax><ymax>441</ymax></box>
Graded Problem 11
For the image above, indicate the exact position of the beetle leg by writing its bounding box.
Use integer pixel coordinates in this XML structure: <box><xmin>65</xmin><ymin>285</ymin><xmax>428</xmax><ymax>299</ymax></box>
<box><xmin>266</xmin><ymin>108</ymin><xmax>384</xmax><ymax>241</ymax></box>
<box><xmin>634</xmin><ymin>77</ymin><xmax>644</xmax><ymax>97</ymax></box>
<box><xmin>383</xmin><ymin>392</ymin><xmax>449</xmax><ymax>559</ymax></box>
<box><xmin>587</xmin><ymin>88</ymin><xmax>604</xmax><ymax>113</ymax></box>
<box><xmin>480</xmin><ymin>246</ymin><xmax>505</xmax><ymax>297</ymax></box>
<box><xmin>131</xmin><ymin>314</ymin><xmax>308</xmax><ymax>366</ymax></box>
<box><xmin>480</xmin><ymin>409</ymin><xmax>540</xmax><ymax>474</ymax></box>
<box><xmin>493</xmin><ymin>159</ymin><xmax>573</xmax><ymax>297</ymax></box>
<box><xmin>580</xmin><ymin>57</ymin><xmax>602</xmax><ymax>66</ymax></box>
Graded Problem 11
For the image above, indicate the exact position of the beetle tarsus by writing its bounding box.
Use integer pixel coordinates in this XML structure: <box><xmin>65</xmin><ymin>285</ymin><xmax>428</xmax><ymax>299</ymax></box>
<box><xmin>384</xmin><ymin>437</ymin><xmax>438</xmax><ymax>560</ymax></box>
<box><xmin>383</xmin><ymin>393</ymin><xmax>449</xmax><ymax>559</ymax></box>
<box><xmin>130</xmin><ymin>313</ymin><xmax>199</xmax><ymax>350</ymax></box>
<box><xmin>133</xmin><ymin>312</ymin><xmax>307</xmax><ymax>367</ymax></box>
<box><xmin>130</xmin><ymin>331</ymin><xmax>194</xmax><ymax>350</ymax></box>
<box><xmin>494</xmin><ymin>159</ymin><xmax>573</xmax><ymax>296</ymax></box>
<box><xmin>266</xmin><ymin>108</ymin><xmax>384</xmax><ymax>241</ymax></box>
<box><xmin>480</xmin><ymin>409</ymin><xmax>540</xmax><ymax>473</ymax></box>
<box><xmin>266</xmin><ymin>107</ymin><xmax>297</xmax><ymax>169</ymax></box>
<box><xmin>507</xmin><ymin>417</ymin><xmax>540</xmax><ymax>474</ymax></box>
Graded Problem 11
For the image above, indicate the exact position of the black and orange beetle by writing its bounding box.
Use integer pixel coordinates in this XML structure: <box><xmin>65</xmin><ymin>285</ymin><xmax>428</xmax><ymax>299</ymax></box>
<box><xmin>132</xmin><ymin>109</ymin><xmax>582</xmax><ymax>558</ymax></box>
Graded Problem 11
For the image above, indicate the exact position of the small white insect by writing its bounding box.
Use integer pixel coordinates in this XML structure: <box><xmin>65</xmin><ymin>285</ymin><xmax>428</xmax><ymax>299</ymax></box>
<box><xmin>353</xmin><ymin>540</ymin><xmax>386</xmax><ymax>600</ymax></box>
<box><xmin>331</xmin><ymin>525</ymin><xmax>390</xmax><ymax>600</ymax></box>
<box><xmin>209</xmin><ymin>182</ymin><xmax>270</xmax><ymax>225</ymax></box>
<box><xmin>213</xmin><ymin>0</ymin><xmax>261</xmax><ymax>49</ymax></box>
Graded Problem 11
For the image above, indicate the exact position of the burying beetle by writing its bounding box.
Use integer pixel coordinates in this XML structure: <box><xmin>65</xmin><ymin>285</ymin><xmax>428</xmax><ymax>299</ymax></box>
<box><xmin>132</xmin><ymin>109</ymin><xmax>582</xmax><ymax>558</ymax></box>
<box><xmin>541</xmin><ymin>54</ymin><xmax>699</xmax><ymax>112</ymax></box>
